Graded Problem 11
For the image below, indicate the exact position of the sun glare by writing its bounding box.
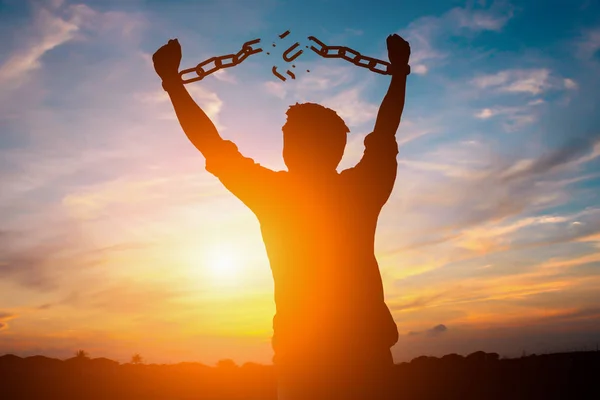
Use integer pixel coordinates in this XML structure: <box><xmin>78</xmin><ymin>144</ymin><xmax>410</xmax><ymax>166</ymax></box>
<box><xmin>206</xmin><ymin>243</ymin><xmax>240</xmax><ymax>280</ymax></box>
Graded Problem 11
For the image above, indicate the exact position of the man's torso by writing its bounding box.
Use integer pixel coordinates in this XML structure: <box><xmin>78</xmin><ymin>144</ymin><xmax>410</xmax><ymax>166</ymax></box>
<box><xmin>252</xmin><ymin>170</ymin><xmax>398</xmax><ymax>362</ymax></box>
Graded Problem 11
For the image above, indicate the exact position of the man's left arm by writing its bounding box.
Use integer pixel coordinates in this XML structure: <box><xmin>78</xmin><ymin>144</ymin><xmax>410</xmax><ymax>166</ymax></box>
<box><xmin>349</xmin><ymin>34</ymin><xmax>410</xmax><ymax>203</ymax></box>
<box><xmin>373</xmin><ymin>60</ymin><xmax>408</xmax><ymax>138</ymax></box>
<box><xmin>373</xmin><ymin>34</ymin><xmax>410</xmax><ymax>141</ymax></box>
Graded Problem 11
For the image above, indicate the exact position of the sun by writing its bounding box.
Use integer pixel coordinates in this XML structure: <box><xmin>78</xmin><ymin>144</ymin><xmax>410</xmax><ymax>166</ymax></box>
<box><xmin>205</xmin><ymin>243</ymin><xmax>240</xmax><ymax>280</ymax></box>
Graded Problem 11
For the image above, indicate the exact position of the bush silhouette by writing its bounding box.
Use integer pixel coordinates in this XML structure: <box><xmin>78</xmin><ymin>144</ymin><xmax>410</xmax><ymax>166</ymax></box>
<box><xmin>74</xmin><ymin>350</ymin><xmax>89</xmax><ymax>359</ymax></box>
<box><xmin>131</xmin><ymin>353</ymin><xmax>144</xmax><ymax>365</ymax></box>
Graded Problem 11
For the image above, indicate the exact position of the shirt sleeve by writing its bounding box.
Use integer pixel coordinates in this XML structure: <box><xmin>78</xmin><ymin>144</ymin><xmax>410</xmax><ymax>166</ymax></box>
<box><xmin>204</xmin><ymin>139</ymin><xmax>278</xmax><ymax>213</ymax></box>
<box><xmin>342</xmin><ymin>132</ymin><xmax>399</xmax><ymax>207</ymax></box>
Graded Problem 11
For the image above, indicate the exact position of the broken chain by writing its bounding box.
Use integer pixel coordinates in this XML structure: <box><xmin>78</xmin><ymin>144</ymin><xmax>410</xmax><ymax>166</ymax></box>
<box><xmin>178</xmin><ymin>32</ymin><xmax>406</xmax><ymax>84</ymax></box>
<box><xmin>179</xmin><ymin>38</ymin><xmax>262</xmax><ymax>84</ymax></box>
<box><xmin>307</xmin><ymin>36</ymin><xmax>400</xmax><ymax>75</ymax></box>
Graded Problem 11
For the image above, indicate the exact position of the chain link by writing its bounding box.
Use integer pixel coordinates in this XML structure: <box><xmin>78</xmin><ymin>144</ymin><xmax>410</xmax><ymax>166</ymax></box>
<box><xmin>179</xmin><ymin>38</ymin><xmax>262</xmax><ymax>84</ymax></box>
<box><xmin>307</xmin><ymin>36</ymin><xmax>395</xmax><ymax>75</ymax></box>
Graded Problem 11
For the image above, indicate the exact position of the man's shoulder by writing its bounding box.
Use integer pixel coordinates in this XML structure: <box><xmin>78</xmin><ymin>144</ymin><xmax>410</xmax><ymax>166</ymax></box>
<box><xmin>266</xmin><ymin>168</ymin><xmax>289</xmax><ymax>178</ymax></box>
<box><xmin>339</xmin><ymin>165</ymin><xmax>360</xmax><ymax>179</ymax></box>
<box><xmin>256</xmin><ymin>168</ymin><xmax>289</xmax><ymax>186</ymax></box>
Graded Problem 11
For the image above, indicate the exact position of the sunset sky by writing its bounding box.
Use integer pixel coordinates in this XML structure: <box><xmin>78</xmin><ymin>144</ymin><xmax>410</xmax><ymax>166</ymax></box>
<box><xmin>1</xmin><ymin>0</ymin><xmax>600</xmax><ymax>365</ymax></box>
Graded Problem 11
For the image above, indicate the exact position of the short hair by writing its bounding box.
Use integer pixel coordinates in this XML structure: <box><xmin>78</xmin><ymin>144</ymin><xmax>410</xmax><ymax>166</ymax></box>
<box><xmin>284</xmin><ymin>102</ymin><xmax>350</xmax><ymax>136</ymax></box>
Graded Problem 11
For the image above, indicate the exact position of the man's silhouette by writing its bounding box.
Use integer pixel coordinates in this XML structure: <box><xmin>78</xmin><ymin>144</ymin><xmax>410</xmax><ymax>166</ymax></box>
<box><xmin>153</xmin><ymin>33</ymin><xmax>410</xmax><ymax>400</ymax></box>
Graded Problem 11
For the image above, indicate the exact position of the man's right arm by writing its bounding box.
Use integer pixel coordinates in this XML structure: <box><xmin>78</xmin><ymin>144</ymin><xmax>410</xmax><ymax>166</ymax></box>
<box><xmin>164</xmin><ymin>81</ymin><xmax>224</xmax><ymax>157</ymax></box>
<box><xmin>153</xmin><ymin>39</ymin><xmax>223</xmax><ymax>157</ymax></box>
<box><xmin>152</xmin><ymin>39</ymin><xmax>279</xmax><ymax>213</ymax></box>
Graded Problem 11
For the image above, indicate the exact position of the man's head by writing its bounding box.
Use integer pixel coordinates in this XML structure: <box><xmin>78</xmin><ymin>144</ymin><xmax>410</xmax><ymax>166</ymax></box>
<box><xmin>282</xmin><ymin>103</ymin><xmax>349</xmax><ymax>174</ymax></box>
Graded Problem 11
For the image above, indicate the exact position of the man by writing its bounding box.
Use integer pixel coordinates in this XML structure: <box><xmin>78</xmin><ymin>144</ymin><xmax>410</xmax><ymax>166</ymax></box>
<box><xmin>153</xmin><ymin>33</ymin><xmax>410</xmax><ymax>399</ymax></box>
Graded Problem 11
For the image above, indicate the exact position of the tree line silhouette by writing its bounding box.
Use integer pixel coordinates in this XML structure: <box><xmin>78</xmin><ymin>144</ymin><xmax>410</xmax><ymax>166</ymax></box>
<box><xmin>1</xmin><ymin>350</ymin><xmax>598</xmax><ymax>399</ymax></box>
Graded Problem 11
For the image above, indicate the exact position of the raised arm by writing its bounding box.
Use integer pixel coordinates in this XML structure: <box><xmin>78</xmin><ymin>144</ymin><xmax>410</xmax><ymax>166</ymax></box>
<box><xmin>372</xmin><ymin>34</ymin><xmax>411</xmax><ymax>137</ymax></box>
<box><xmin>344</xmin><ymin>35</ymin><xmax>411</xmax><ymax>205</ymax></box>
<box><xmin>152</xmin><ymin>39</ymin><xmax>278</xmax><ymax>213</ymax></box>
<box><xmin>152</xmin><ymin>39</ymin><xmax>223</xmax><ymax>157</ymax></box>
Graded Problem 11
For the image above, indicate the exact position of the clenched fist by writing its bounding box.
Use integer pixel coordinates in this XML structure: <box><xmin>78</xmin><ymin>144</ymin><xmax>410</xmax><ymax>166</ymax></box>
<box><xmin>387</xmin><ymin>34</ymin><xmax>410</xmax><ymax>69</ymax></box>
<box><xmin>152</xmin><ymin>39</ymin><xmax>182</xmax><ymax>82</ymax></box>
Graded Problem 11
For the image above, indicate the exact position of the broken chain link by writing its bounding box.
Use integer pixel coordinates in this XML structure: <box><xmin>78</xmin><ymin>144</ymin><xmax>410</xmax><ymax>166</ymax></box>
<box><xmin>179</xmin><ymin>38</ymin><xmax>262</xmax><ymax>84</ymax></box>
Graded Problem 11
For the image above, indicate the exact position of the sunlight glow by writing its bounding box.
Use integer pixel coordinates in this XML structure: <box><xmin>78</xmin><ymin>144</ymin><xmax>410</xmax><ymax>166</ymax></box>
<box><xmin>206</xmin><ymin>243</ymin><xmax>241</xmax><ymax>280</ymax></box>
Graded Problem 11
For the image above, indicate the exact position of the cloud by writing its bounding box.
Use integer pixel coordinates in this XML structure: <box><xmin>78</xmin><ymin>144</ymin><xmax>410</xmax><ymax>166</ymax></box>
<box><xmin>0</xmin><ymin>312</ymin><xmax>17</xmax><ymax>331</ymax></box>
<box><xmin>61</xmin><ymin>172</ymin><xmax>224</xmax><ymax>222</ymax></box>
<box><xmin>502</xmin><ymin>70</ymin><xmax>551</xmax><ymax>94</ymax></box>
<box><xmin>534</xmin><ymin>307</ymin><xmax>600</xmax><ymax>325</ymax></box>
<box><xmin>392</xmin><ymin>292</ymin><xmax>448</xmax><ymax>312</ymax></box>
<box><xmin>446</xmin><ymin>208</ymin><xmax>600</xmax><ymax>263</ymax></box>
<box><xmin>412</xmin><ymin>64</ymin><xmax>428</xmax><ymax>75</ymax></box>
<box><xmin>0</xmin><ymin>226</ymin><xmax>161</xmax><ymax>291</ymax></box>
<box><xmin>473</xmin><ymin>100</ymin><xmax>545</xmax><ymax>130</ymax></box>
<box><xmin>261</xmin><ymin>63</ymin><xmax>378</xmax><ymax>130</ymax></box>
<box><xmin>428</xmin><ymin>324</ymin><xmax>448</xmax><ymax>335</ymax></box>
<box><xmin>563</xmin><ymin>78</ymin><xmax>578</xmax><ymax>89</ymax></box>
<box><xmin>0</xmin><ymin>1</ymin><xmax>144</xmax><ymax>89</ymax></box>
<box><xmin>540</xmin><ymin>251</ymin><xmax>600</xmax><ymax>271</ymax></box>
<box><xmin>470</xmin><ymin>69</ymin><xmax>580</xmax><ymax>131</ymax></box>
<box><xmin>388</xmin><ymin>265</ymin><xmax>600</xmax><ymax>343</ymax></box>
<box><xmin>213</xmin><ymin>69</ymin><xmax>237</xmax><ymax>84</ymax></box>
<box><xmin>528</xmin><ymin>99</ymin><xmax>545</xmax><ymax>106</ymax></box>
<box><xmin>471</xmin><ymin>69</ymin><xmax>559</xmax><ymax>95</ymax></box>
<box><xmin>263</xmin><ymin>81</ymin><xmax>287</xmax><ymax>99</ymax></box>
<box><xmin>474</xmin><ymin>105</ymin><xmax>540</xmax><ymax>120</ymax></box>
<box><xmin>0</xmin><ymin>231</ymin><xmax>70</xmax><ymax>290</ymax></box>
<box><xmin>135</xmin><ymin>85</ymin><xmax>224</xmax><ymax>129</ymax></box>
<box><xmin>49</xmin><ymin>0</ymin><xmax>65</xmax><ymax>9</ymax></box>
<box><xmin>399</xmin><ymin>1</ymin><xmax>514</xmax><ymax>74</ymax></box>
<box><xmin>344</xmin><ymin>28</ymin><xmax>363</xmax><ymax>36</ymax></box>
<box><xmin>0</xmin><ymin>312</ymin><xmax>15</xmax><ymax>320</ymax></box>
<box><xmin>296</xmin><ymin>65</ymin><xmax>354</xmax><ymax>93</ymax></box>
<box><xmin>475</xmin><ymin>108</ymin><xmax>495</xmax><ymax>119</ymax></box>
<box><xmin>471</xmin><ymin>70</ymin><xmax>579</xmax><ymax>98</ymax></box>
<box><xmin>407</xmin><ymin>323</ymin><xmax>448</xmax><ymax>336</ymax></box>
<box><xmin>262</xmin><ymin>64</ymin><xmax>355</xmax><ymax>103</ymax></box>
<box><xmin>395</xmin><ymin>310</ymin><xmax>600</xmax><ymax>362</ymax></box>
<box><xmin>399</xmin><ymin>17</ymin><xmax>445</xmax><ymax>74</ymax></box>
<box><xmin>384</xmin><ymin>130</ymin><xmax>600</xmax><ymax>268</ymax></box>
<box><xmin>454</xmin><ymin>12</ymin><xmax>508</xmax><ymax>31</ymax></box>
<box><xmin>0</xmin><ymin>5</ymin><xmax>79</xmax><ymax>86</ymax></box>
<box><xmin>320</xmin><ymin>87</ymin><xmax>379</xmax><ymax>127</ymax></box>
<box><xmin>577</xmin><ymin>27</ymin><xmax>600</xmax><ymax>60</ymax></box>
<box><xmin>62</xmin><ymin>282</ymin><xmax>190</xmax><ymax>314</ymax></box>
<box><xmin>396</xmin><ymin>120</ymin><xmax>436</xmax><ymax>148</ymax></box>
<box><xmin>471</xmin><ymin>70</ymin><xmax>511</xmax><ymax>88</ymax></box>
<box><xmin>501</xmin><ymin>136</ymin><xmax>600</xmax><ymax>182</ymax></box>
<box><xmin>0</xmin><ymin>0</ymin><xmax>147</xmax><ymax>134</ymax></box>
<box><xmin>188</xmin><ymin>86</ymin><xmax>225</xmax><ymax>128</ymax></box>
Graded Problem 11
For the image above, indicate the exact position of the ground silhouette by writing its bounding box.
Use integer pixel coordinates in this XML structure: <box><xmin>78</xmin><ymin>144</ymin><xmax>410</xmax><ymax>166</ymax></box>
<box><xmin>1</xmin><ymin>350</ymin><xmax>598</xmax><ymax>399</ymax></box>
<box><xmin>153</xmin><ymin>32</ymin><xmax>411</xmax><ymax>399</ymax></box>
